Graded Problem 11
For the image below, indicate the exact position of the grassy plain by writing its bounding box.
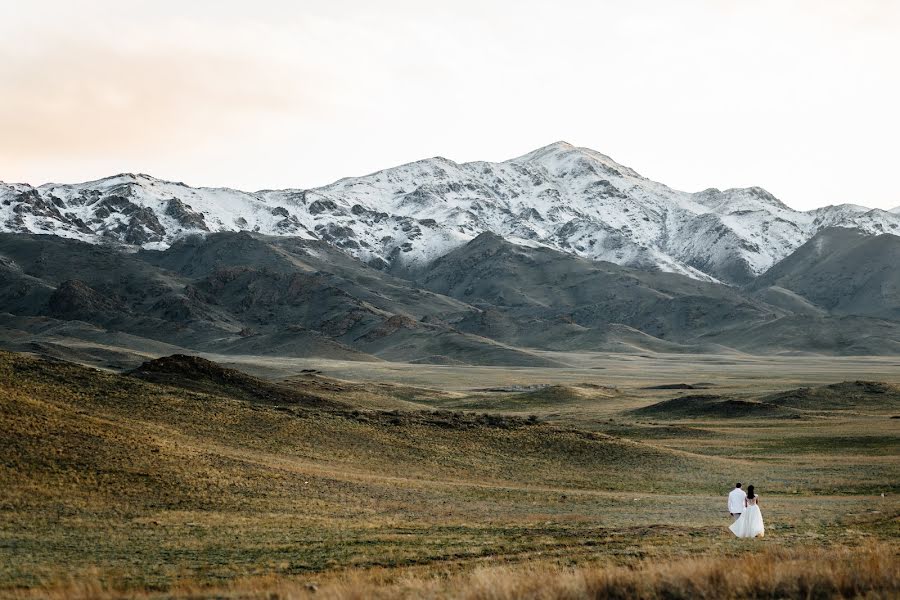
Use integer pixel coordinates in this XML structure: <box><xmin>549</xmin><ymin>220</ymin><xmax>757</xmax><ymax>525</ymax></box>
<box><xmin>0</xmin><ymin>350</ymin><xmax>897</xmax><ymax>599</ymax></box>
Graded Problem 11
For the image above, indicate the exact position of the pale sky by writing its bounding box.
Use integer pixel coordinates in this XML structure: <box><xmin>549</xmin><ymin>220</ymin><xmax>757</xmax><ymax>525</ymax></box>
<box><xmin>1</xmin><ymin>0</ymin><xmax>899</xmax><ymax>211</ymax></box>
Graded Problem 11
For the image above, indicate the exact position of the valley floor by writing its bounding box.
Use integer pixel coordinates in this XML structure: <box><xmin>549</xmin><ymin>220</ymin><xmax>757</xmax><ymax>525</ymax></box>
<box><xmin>0</xmin><ymin>350</ymin><xmax>897</xmax><ymax>599</ymax></box>
<box><xmin>154</xmin><ymin>349</ymin><xmax>900</xmax><ymax>391</ymax></box>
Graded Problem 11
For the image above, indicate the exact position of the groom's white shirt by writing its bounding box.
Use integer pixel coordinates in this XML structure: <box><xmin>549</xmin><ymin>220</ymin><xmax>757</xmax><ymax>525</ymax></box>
<box><xmin>728</xmin><ymin>487</ymin><xmax>746</xmax><ymax>514</ymax></box>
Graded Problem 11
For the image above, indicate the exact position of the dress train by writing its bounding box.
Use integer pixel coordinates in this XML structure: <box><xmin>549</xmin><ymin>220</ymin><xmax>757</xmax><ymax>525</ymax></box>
<box><xmin>729</xmin><ymin>499</ymin><xmax>764</xmax><ymax>538</ymax></box>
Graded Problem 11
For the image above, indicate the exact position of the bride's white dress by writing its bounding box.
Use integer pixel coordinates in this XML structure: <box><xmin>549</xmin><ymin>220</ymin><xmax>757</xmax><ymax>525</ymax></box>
<box><xmin>729</xmin><ymin>496</ymin><xmax>764</xmax><ymax>538</ymax></box>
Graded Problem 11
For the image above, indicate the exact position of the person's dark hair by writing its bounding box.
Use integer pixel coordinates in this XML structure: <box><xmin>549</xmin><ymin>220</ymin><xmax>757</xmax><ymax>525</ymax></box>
<box><xmin>747</xmin><ymin>485</ymin><xmax>755</xmax><ymax>499</ymax></box>
<box><xmin>735</xmin><ymin>483</ymin><xmax>742</xmax><ymax>488</ymax></box>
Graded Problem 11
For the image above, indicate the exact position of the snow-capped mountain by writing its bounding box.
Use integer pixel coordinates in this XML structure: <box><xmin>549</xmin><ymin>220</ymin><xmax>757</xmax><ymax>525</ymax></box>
<box><xmin>3</xmin><ymin>141</ymin><xmax>899</xmax><ymax>283</ymax></box>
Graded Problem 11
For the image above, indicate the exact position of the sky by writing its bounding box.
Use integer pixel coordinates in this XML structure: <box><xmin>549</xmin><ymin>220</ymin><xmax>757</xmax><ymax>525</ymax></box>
<box><xmin>1</xmin><ymin>0</ymin><xmax>899</xmax><ymax>211</ymax></box>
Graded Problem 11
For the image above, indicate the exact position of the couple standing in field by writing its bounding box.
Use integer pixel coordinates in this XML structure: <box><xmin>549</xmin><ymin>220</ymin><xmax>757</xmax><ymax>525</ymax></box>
<box><xmin>727</xmin><ymin>483</ymin><xmax>765</xmax><ymax>538</ymax></box>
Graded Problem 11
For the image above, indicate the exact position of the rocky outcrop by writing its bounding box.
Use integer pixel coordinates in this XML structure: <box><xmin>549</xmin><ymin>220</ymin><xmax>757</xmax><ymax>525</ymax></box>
<box><xmin>165</xmin><ymin>198</ymin><xmax>209</xmax><ymax>231</ymax></box>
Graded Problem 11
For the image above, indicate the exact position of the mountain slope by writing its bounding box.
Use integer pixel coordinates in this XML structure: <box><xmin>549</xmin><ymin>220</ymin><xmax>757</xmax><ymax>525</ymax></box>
<box><xmin>4</xmin><ymin>229</ymin><xmax>900</xmax><ymax>360</ymax></box>
<box><xmin>749</xmin><ymin>228</ymin><xmax>900</xmax><ymax>321</ymax></box>
<box><xmin>0</xmin><ymin>232</ymin><xmax>562</xmax><ymax>366</ymax></box>
<box><xmin>416</xmin><ymin>232</ymin><xmax>780</xmax><ymax>348</ymax></box>
<box><xmin>5</xmin><ymin>142</ymin><xmax>899</xmax><ymax>284</ymax></box>
<box><xmin>415</xmin><ymin>232</ymin><xmax>900</xmax><ymax>355</ymax></box>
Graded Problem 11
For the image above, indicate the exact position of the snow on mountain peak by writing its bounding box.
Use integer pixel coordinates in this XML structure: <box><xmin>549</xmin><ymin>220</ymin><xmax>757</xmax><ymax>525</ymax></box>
<box><xmin>510</xmin><ymin>141</ymin><xmax>644</xmax><ymax>181</ymax></box>
<box><xmin>511</xmin><ymin>140</ymin><xmax>576</xmax><ymax>160</ymax></box>
<box><xmin>2</xmin><ymin>142</ymin><xmax>898</xmax><ymax>284</ymax></box>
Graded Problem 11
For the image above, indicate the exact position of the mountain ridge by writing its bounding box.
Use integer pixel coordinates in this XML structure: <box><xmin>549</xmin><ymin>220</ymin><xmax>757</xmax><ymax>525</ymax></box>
<box><xmin>3</xmin><ymin>142</ymin><xmax>900</xmax><ymax>284</ymax></box>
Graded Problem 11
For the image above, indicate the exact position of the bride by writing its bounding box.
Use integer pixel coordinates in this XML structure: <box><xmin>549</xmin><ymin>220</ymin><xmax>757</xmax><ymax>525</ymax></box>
<box><xmin>729</xmin><ymin>485</ymin><xmax>765</xmax><ymax>538</ymax></box>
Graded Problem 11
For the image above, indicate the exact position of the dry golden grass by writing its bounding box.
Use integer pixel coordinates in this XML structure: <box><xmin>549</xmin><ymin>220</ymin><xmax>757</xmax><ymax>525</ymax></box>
<box><xmin>10</xmin><ymin>542</ymin><xmax>897</xmax><ymax>599</ymax></box>
<box><xmin>1</xmin><ymin>350</ymin><xmax>898</xmax><ymax>598</ymax></box>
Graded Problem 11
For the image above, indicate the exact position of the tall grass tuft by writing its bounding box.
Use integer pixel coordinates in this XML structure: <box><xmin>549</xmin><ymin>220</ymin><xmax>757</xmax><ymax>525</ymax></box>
<box><xmin>9</xmin><ymin>542</ymin><xmax>897</xmax><ymax>599</ymax></box>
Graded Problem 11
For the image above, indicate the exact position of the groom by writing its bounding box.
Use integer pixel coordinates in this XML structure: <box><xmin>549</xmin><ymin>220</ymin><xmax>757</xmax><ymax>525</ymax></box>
<box><xmin>728</xmin><ymin>482</ymin><xmax>746</xmax><ymax>520</ymax></box>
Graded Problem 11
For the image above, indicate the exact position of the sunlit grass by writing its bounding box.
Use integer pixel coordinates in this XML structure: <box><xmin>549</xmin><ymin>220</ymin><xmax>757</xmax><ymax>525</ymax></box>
<box><xmin>1</xmin><ymin>350</ymin><xmax>897</xmax><ymax>598</ymax></box>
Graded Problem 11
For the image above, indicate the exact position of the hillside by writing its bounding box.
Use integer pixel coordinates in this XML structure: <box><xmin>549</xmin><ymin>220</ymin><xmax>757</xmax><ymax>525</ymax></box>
<box><xmin>0</xmin><ymin>232</ymin><xmax>562</xmax><ymax>366</ymax></box>
<box><xmin>5</xmin><ymin>228</ymin><xmax>900</xmax><ymax>361</ymax></box>
<box><xmin>1</xmin><ymin>349</ymin><xmax>897</xmax><ymax>597</ymax></box>
<box><xmin>416</xmin><ymin>232</ymin><xmax>779</xmax><ymax>347</ymax></box>
<box><xmin>762</xmin><ymin>380</ymin><xmax>900</xmax><ymax>412</ymax></box>
<box><xmin>0</xmin><ymin>349</ymin><xmax>740</xmax><ymax>590</ymax></box>
<box><xmin>630</xmin><ymin>394</ymin><xmax>798</xmax><ymax>420</ymax></box>
<box><xmin>749</xmin><ymin>228</ymin><xmax>900</xmax><ymax>320</ymax></box>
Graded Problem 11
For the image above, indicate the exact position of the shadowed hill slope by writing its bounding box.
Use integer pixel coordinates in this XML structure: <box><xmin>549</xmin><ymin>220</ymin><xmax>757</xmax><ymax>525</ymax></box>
<box><xmin>749</xmin><ymin>228</ymin><xmax>900</xmax><ymax>321</ymax></box>
<box><xmin>632</xmin><ymin>380</ymin><xmax>900</xmax><ymax>419</ymax></box>
<box><xmin>128</xmin><ymin>354</ymin><xmax>343</xmax><ymax>408</ymax></box>
<box><xmin>415</xmin><ymin>232</ymin><xmax>781</xmax><ymax>347</ymax></box>
<box><xmin>762</xmin><ymin>381</ymin><xmax>900</xmax><ymax>412</ymax></box>
<box><xmin>0</xmin><ymin>233</ymin><xmax>561</xmax><ymax>366</ymax></box>
<box><xmin>5</xmin><ymin>230</ymin><xmax>900</xmax><ymax>361</ymax></box>
<box><xmin>630</xmin><ymin>394</ymin><xmax>799</xmax><ymax>420</ymax></box>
